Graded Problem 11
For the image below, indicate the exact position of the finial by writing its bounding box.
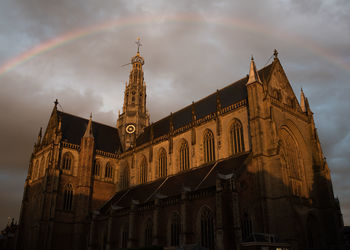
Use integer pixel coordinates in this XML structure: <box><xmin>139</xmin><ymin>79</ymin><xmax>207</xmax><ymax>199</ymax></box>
<box><xmin>273</xmin><ymin>49</ymin><xmax>278</xmax><ymax>59</ymax></box>
<box><xmin>90</xmin><ymin>113</ymin><xmax>92</xmax><ymax>119</ymax></box>
<box><xmin>251</xmin><ymin>55</ymin><xmax>254</xmax><ymax>61</ymax></box>
<box><xmin>54</xmin><ymin>99</ymin><xmax>58</xmax><ymax>107</ymax></box>
<box><xmin>135</xmin><ymin>37</ymin><xmax>142</xmax><ymax>54</ymax></box>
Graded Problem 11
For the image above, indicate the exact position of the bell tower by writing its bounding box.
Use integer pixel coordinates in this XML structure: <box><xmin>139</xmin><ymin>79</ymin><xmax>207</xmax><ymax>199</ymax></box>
<box><xmin>117</xmin><ymin>38</ymin><xmax>150</xmax><ymax>150</ymax></box>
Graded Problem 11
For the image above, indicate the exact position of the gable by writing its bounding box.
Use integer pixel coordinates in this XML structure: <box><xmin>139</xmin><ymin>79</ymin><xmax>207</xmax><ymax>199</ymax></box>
<box><xmin>267</xmin><ymin>60</ymin><xmax>302</xmax><ymax>111</ymax></box>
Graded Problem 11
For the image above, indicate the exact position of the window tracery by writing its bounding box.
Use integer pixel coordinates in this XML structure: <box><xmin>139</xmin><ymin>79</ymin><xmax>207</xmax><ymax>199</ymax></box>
<box><xmin>200</xmin><ymin>206</ymin><xmax>214</xmax><ymax>250</ymax></box>
<box><xmin>105</xmin><ymin>162</ymin><xmax>113</xmax><ymax>179</ymax></box>
<box><xmin>62</xmin><ymin>152</ymin><xmax>73</xmax><ymax>171</ymax></box>
<box><xmin>179</xmin><ymin>140</ymin><xmax>190</xmax><ymax>171</ymax></box>
<box><xmin>63</xmin><ymin>184</ymin><xmax>73</xmax><ymax>211</ymax></box>
<box><xmin>203</xmin><ymin>129</ymin><xmax>215</xmax><ymax>163</ymax></box>
<box><xmin>230</xmin><ymin>120</ymin><xmax>245</xmax><ymax>155</ymax></box>
<box><xmin>139</xmin><ymin>157</ymin><xmax>148</xmax><ymax>184</ymax></box>
<box><xmin>158</xmin><ymin>148</ymin><xmax>167</xmax><ymax>177</ymax></box>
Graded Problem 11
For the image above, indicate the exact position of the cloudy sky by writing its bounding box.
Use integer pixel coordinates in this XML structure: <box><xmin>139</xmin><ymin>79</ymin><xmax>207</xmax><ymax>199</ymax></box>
<box><xmin>0</xmin><ymin>0</ymin><xmax>349</xmax><ymax>228</ymax></box>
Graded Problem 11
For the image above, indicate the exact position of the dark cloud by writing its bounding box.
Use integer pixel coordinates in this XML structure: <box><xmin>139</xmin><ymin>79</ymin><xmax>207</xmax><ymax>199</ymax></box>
<box><xmin>0</xmin><ymin>0</ymin><xmax>350</xmax><ymax>228</ymax></box>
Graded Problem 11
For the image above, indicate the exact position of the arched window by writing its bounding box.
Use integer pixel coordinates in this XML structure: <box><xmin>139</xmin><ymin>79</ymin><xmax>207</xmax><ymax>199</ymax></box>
<box><xmin>280</xmin><ymin>129</ymin><xmax>304</xmax><ymax>197</ymax></box>
<box><xmin>39</xmin><ymin>157</ymin><xmax>45</xmax><ymax>177</ymax></box>
<box><xmin>120</xmin><ymin>164</ymin><xmax>129</xmax><ymax>189</ymax></box>
<box><xmin>203</xmin><ymin>130</ymin><xmax>215</xmax><ymax>163</ymax></box>
<box><xmin>230</xmin><ymin>120</ymin><xmax>245</xmax><ymax>155</ymax></box>
<box><xmin>200</xmin><ymin>207</ymin><xmax>214</xmax><ymax>250</ymax></box>
<box><xmin>63</xmin><ymin>184</ymin><xmax>73</xmax><ymax>211</ymax></box>
<box><xmin>158</xmin><ymin>148</ymin><xmax>167</xmax><ymax>177</ymax></box>
<box><xmin>93</xmin><ymin>160</ymin><xmax>101</xmax><ymax>177</ymax></box>
<box><xmin>139</xmin><ymin>157</ymin><xmax>148</xmax><ymax>184</ymax></box>
<box><xmin>241</xmin><ymin>213</ymin><xmax>253</xmax><ymax>241</ymax></box>
<box><xmin>170</xmin><ymin>212</ymin><xmax>181</xmax><ymax>247</ymax></box>
<box><xmin>121</xmin><ymin>225</ymin><xmax>129</xmax><ymax>248</ymax></box>
<box><xmin>144</xmin><ymin>218</ymin><xmax>153</xmax><ymax>247</ymax></box>
<box><xmin>105</xmin><ymin>162</ymin><xmax>113</xmax><ymax>179</ymax></box>
<box><xmin>62</xmin><ymin>152</ymin><xmax>73</xmax><ymax>170</ymax></box>
<box><xmin>179</xmin><ymin>140</ymin><xmax>189</xmax><ymax>171</ymax></box>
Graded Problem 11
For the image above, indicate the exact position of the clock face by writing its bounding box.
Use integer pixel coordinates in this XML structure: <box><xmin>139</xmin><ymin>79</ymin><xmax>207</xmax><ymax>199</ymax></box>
<box><xmin>126</xmin><ymin>124</ymin><xmax>136</xmax><ymax>134</ymax></box>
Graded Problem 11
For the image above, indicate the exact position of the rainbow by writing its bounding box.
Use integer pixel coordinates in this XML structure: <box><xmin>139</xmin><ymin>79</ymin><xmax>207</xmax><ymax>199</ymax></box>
<box><xmin>1</xmin><ymin>13</ymin><xmax>349</xmax><ymax>76</ymax></box>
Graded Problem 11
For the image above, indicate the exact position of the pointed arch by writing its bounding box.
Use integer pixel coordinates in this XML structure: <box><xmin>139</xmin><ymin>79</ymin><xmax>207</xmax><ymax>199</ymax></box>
<box><xmin>63</xmin><ymin>184</ymin><xmax>73</xmax><ymax>211</ymax></box>
<box><xmin>93</xmin><ymin>159</ymin><xmax>101</xmax><ymax>177</ymax></box>
<box><xmin>139</xmin><ymin>156</ymin><xmax>148</xmax><ymax>184</ymax></box>
<box><xmin>119</xmin><ymin>161</ymin><xmax>130</xmax><ymax>189</ymax></box>
<box><xmin>179</xmin><ymin>139</ymin><xmax>190</xmax><ymax>171</ymax></box>
<box><xmin>279</xmin><ymin>126</ymin><xmax>305</xmax><ymax>197</ymax></box>
<box><xmin>230</xmin><ymin>119</ymin><xmax>245</xmax><ymax>155</ymax></box>
<box><xmin>169</xmin><ymin>212</ymin><xmax>181</xmax><ymax>247</ymax></box>
<box><xmin>203</xmin><ymin>129</ymin><xmax>215</xmax><ymax>163</ymax></box>
<box><xmin>198</xmin><ymin>206</ymin><xmax>215</xmax><ymax>250</ymax></box>
<box><xmin>62</xmin><ymin>152</ymin><xmax>73</xmax><ymax>170</ymax></box>
<box><xmin>105</xmin><ymin>162</ymin><xmax>113</xmax><ymax>179</ymax></box>
<box><xmin>144</xmin><ymin>218</ymin><xmax>153</xmax><ymax>247</ymax></box>
<box><xmin>158</xmin><ymin>147</ymin><xmax>167</xmax><ymax>178</ymax></box>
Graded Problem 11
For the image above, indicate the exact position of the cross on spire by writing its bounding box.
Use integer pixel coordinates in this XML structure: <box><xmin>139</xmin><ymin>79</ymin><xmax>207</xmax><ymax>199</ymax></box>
<box><xmin>135</xmin><ymin>37</ymin><xmax>142</xmax><ymax>53</ymax></box>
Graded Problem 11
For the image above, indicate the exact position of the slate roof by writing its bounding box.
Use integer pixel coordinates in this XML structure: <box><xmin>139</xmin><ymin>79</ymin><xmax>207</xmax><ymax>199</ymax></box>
<box><xmin>57</xmin><ymin>111</ymin><xmax>122</xmax><ymax>154</ymax></box>
<box><xmin>101</xmin><ymin>153</ymin><xmax>250</xmax><ymax>212</ymax></box>
<box><xmin>136</xmin><ymin>62</ymin><xmax>274</xmax><ymax>146</ymax></box>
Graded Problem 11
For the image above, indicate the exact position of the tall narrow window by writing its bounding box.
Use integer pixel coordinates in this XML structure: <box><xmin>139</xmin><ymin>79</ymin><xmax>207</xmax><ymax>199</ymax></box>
<box><xmin>144</xmin><ymin>218</ymin><xmax>153</xmax><ymax>247</ymax></box>
<box><xmin>230</xmin><ymin>120</ymin><xmax>245</xmax><ymax>155</ymax></box>
<box><xmin>280</xmin><ymin>129</ymin><xmax>304</xmax><ymax>197</ymax></box>
<box><xmin>203</xmin><ymin>130</ymin><xmax>215</xmax><ymax>163</ymax></box>
<box><xmin>63</xmin><ymin>184</ymin><xmax>73</xmax><ymax>211</ymax></box>
<box><xmin>200</xmin><ymin>207</ymin><xmax>214</xmax><ymax>250</ymax></box>
<box><xmin>93</xmin><ymin>160</ymin><xmax>101</xmax><ymax>177</ymax></box>
<box><xmin>105</xmin><ymin>162</ymin><xmax>113</xmax><ymax>179</ymax></box>
<box><xmin>139</xmin><ymin>157</ymin><xmax>147</xmax><ymax>184</ymax></box>
<box><xmin>158</xmin><ymin>148</ymin><xmax>167</xmax><ymax>177</ymax></box>
<box><xmin>121</xmin><ymin>225</ymin><xmax>129</xmax><ymax>248</ymax></box>
<box><xmin>120</xmin><ymin>164</ymin><xmax>129</xmax><ymax>189</ymax></box>
<box><xmin>62</xmin><ymin>152</ymin><xmax>73</xmax><ymax>170</ymax></box>
<box><xmin>170</xmin><ymin>213</ymin><xmax>181</xmax><ymax>247</ymax></box>
<box><xmin>179</xmin><ymin>140</ymin><xmax>189</xmax><ymax>171</ymax></box>
<box><xmin>241</xmin><ymin>213</ymin><xmax>253</xmax><ymax>241</ymax></box>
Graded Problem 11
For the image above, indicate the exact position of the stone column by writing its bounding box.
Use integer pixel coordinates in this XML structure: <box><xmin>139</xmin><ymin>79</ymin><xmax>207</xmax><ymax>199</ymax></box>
<box><xmin>153</xmin><ymin>199</ymin><xmax>160</xmax><ymax>245</ymax></box>
<box><xmin>180</xmin><ymin>191</ymin><xmax>188</xmax><ymax>245</ymax></box>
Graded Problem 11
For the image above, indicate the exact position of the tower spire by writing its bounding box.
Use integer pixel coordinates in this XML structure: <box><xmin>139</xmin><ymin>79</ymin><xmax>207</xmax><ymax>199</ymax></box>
<box><xmin>247</xmin><ymin>56</ymin><xmax>261</xmax><ymax>85</ymax></box>
<box><xmin>83</xmin><ymin>113</ymin><xmax>94</xmax><ymax>138</ymax></box>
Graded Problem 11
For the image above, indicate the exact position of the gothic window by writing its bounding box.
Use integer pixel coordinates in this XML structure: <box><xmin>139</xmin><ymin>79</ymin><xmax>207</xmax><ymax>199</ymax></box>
<box><xmin>203</xmin><ymin>129</ymin><xmax>215</xmax><ymax>163</ymax></box>
<box><xmin>93</xmin><ymin>160</ymin><xmax>101</xmax><ymax>177</ymax></box>
<box><xmin>280</xmin><ymin>129</ymin><xmax>304</xmax><ymax>197</ymax></box>
<box><xmin>241</xmin><ymin>213</ymin><xmax>253</xmax><ymax>241</ymax></box>
<box><xmin>39</xmin><ymin>157</ymin><xmax>45</xmax><ymax>177</ymax></box>
<box><xmin>200</xmin><ymin>206</ymin><xmax>214</xmax><ymax>250</ymax></box>
<box><xmin>179</xmin><ymin>140</ymin><xmax>190</xmax><ymax>171</ymax></box>
<box><xmin>63</xmin><ymin>184</ymin><xmax>73</xmax><ymax>211</ymax></box>
<box><xmin>170</xmin><ymin>212</ymin><xmax>181</xmax><ymax>247</ymax></box>
<box><xmin>230</xmin><ymin>120</ymin><xmax>245</xmax><ymax>155</ymax></box>
<box><xmin>120</xmin><ymin>164</ymin><xmax>129</xmax><ymax>189</ymax></box>
<box><xmin>139</xmin><ymin>157</ymin><xmax>148</xmax><ymax>184</ymax></box>
<box><xmin>158</xmin><ymin>148</ymin><xmax>167</xmax><ymax>177</ymax></box>
<box><xmin>62</xmin><ymin>152</ymin><xmax>73</xmax><ymax>170</ymax></box>
<box><xmin>121</xmin><ymin>226</ymin><xmax>129</xmax><ymax>248</ymax></box>
<box><xmin>105</xmin><ymin>162</ymin><xmax>113</xmax><ymax>179</ymax></box>
<box><xmin>144</xmin><ymin>218</ymin><xmax>153</xmax><ymax>247</ymax></box>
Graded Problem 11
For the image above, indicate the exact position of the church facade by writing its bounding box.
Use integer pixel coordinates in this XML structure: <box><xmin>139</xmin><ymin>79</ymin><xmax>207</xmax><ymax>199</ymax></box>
<box><xmin>17</xmin><ymin>47</ymin><xmax>344</xmax><ymax>250</ymax></box>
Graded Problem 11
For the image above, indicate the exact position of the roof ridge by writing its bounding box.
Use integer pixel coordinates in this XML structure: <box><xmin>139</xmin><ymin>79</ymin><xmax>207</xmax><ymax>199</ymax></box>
<box><xmin>147</xmin><ymin>62</ymin><xmax>273</xmax><ymax>128</ymax></box>
<box><xmin>57</xmin><ymin>110</ymin><xmax>118</xmax><ymax>130</ymax></box>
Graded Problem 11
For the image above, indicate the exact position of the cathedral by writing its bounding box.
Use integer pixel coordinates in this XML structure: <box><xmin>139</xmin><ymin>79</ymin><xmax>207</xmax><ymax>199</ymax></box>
<box><xmin>17</xmin><ymin>44</ymin><xmax>344</xmax><ymax>250</ymax></box>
